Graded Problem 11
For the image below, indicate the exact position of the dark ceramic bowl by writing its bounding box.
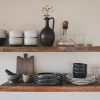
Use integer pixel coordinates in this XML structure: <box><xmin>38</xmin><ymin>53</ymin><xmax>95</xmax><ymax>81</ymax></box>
<box><xmin>73</xmin><ymin>63</ymin><xmax>87</xmax><ymax>68</ymax></box>
<box><xmin>73</xmin><ymin>67</ymin><xmax>87</xmax><ymax>72</ymax></box>
<box><xmin>0</xmin><ymin>38</ymin><xmax>6</xmax><ymax>46</ymax></box>
<box><xmin>73</xmin><ymin>71</ymin><xmax>87</xmax><ymax>78</ymax></box>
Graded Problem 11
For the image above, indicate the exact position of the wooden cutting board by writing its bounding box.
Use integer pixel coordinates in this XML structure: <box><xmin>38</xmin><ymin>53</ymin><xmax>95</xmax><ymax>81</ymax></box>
<box><xmin>16</xmin><ymin>54</ymin><xmax>34</xmax><ymax>75</ymax></box>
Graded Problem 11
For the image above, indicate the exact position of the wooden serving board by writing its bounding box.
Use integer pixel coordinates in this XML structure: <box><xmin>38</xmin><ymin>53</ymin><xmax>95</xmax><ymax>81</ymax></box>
<box><xmin>16</xmin><ymin>54</ymin><xmax>34</xmax><ymax>75</ymax></box>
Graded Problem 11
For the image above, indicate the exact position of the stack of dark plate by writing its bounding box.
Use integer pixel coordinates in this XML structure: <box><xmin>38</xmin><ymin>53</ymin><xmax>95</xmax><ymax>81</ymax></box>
<box><xmin>33</xmin><ymin>73</ymin><xmax>63</xmax><ymax>86</ymax></box>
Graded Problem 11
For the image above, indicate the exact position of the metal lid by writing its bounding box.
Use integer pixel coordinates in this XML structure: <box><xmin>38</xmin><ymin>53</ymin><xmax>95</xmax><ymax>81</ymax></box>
<box><xmin>24</xmin><ymin>31</ymin><xmax>38</xmax><ymax>38</ymax></box>
<box><xmin>9</xmin><ymin>31</ymin><xmax>23</xmax><ymax>38</ymax></box>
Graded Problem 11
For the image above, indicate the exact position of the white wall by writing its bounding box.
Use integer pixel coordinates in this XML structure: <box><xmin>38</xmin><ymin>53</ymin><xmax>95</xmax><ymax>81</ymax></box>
<box><xmin>0</xmin><ymin>92</ymin><xmax>100</xmax><ymax>100</ymax></box>
<box><xmin>0</xmin><ymin>0</ymin><xmax>100</xmax><ymax>45</ymax></box>
<box><xmin>0</xmin><ymin>0</ymin><xmax>100</xmax><ymax>99</ymax></box>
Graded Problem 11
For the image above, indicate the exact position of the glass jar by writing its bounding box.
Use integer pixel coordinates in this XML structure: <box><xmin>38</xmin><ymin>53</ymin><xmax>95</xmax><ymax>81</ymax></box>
<box><xmin>56</xmin><ymin>20</ymin><xmax>76</xmax><ymax>47</ymax></box>
<box><xmin>56</xmin><ymin>29</ymin><xmax>76</xmax><ymax>47</ymax></box>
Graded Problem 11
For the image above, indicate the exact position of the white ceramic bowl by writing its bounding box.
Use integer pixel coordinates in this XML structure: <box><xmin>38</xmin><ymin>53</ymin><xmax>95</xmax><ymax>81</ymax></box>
<box><xmin>9</xmin><ymin>37</ymin><xmax>23</xmax><ymax>45</ymax></box>
<box><xmin>9</xmin><ymin>31</ymin><xmax>23</xmax><ymax>38</ymax></box>
<box><xmin>7</xmin><ymin>74</ymin><xmax>19</xmax><ymax>81</ymax></box>
<box><xmin>24</xmin><ymin>31</ymin><xmax>37</xmax><ymax>38</ymax></box>
<box><xmin>24</xmin><ymin>37</ymin><xmax>38</xmax><ymax>45</ymax></box>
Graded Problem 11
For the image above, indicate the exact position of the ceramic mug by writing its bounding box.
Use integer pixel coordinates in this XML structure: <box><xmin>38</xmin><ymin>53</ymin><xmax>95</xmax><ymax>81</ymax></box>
<box><xmin>22</xmin><ymin>74</ymin><xmax>30</xmax><ymax>83</ymax></box>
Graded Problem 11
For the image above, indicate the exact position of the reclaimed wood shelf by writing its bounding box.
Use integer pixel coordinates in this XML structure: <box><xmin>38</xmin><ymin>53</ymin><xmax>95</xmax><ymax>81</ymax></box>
<box><xmin>0</xmin><ymin>46</ymin><xmax>100</xmax><ymax>52</ymax></box>
<box><xmin>1</xmin><ymin>82</ymin><xmax>100</xmax><ymax>92</ymax></box>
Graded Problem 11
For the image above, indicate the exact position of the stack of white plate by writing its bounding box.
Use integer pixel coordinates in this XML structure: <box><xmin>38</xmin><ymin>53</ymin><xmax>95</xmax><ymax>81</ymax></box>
<box><xmin>66</xmin><ymin>74</ymin><xmax>95</xmax><ymax>85</ymax></box>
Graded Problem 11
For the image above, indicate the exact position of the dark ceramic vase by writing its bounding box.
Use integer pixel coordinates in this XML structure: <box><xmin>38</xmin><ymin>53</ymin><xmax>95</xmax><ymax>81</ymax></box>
<box><xmin>40</xmin><ymin>17</ymin><xmax>55</xmax><ymax>47</ymax></box>
<box><xmin>0</xmin><ymin>38</ymin><xmax>6</xmax><ymax>45</ymax></box>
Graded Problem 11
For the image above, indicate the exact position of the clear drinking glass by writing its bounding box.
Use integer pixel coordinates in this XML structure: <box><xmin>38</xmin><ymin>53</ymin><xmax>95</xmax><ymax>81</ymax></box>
<box><xmin>97</xmin><ymin>69</ymin><xmax>100</xmax><ymax>83</ymax></box>
<box><xmin>93</xmin><ymin>68</ymin><xmax>100</xmax><ymax>83</ymax></box>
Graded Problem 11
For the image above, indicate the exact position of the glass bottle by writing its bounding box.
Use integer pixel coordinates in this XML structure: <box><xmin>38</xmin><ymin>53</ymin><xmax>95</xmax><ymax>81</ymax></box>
<box><xmin>57</xmin><ymin>21</ymin><xmax>76</xmax><ymax>47</ymax></box>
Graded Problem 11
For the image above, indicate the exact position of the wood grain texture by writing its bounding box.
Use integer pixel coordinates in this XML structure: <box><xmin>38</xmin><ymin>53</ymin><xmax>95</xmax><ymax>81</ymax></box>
<box><xmin>0</xmin><ymin>46</ymin><xmax>59</xmax><ymax>52</ymax></box>
<box><xmin>17</xmin><ymin>54</ymin><xmax>34</xmax><ymax>75</ymax></box>
<box><xmin>0</xmin><ymin>46</ymin><xmax>100</xmax><ymax>52</ymax></box>
<box><xmin>0</xmin><ymin>83</ymin><xmax>100</xmax><ymax>92</ymax></box>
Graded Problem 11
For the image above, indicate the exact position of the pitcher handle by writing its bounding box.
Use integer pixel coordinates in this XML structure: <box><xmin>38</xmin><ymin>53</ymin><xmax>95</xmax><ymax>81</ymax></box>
<box><xmin>49</xmin><ymin>17</ymin><xmax>55</xmax><ymax>30</ymax></box>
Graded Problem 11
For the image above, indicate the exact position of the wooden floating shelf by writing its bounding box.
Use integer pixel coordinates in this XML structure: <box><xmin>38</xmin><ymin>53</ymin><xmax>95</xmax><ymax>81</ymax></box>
<box><xmin>0</xmin><ymin>46</ymin><xmax>100</xmax><ymax>52</ymax></box>
<box><xmin>1</xmin><ymin>83</ymin><xmax>100</xmax><ymax>92</ymax></box>
<box><xmin>0</xmin><ymin>46</ymin><xmax>58</xmax><ymax>52</ymax></box>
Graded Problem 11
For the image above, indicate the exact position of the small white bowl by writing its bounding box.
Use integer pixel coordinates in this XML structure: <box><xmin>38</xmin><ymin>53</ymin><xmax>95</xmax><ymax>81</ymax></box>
<box><xmin>9</xmin><ymin>37</ymin><xmax>23</xmax><ymax>45</ymax></box>
<box><xmin>7</xmin><ymin>74</ymin><xmax>19</xmax><ymax>82</ymax></box>
<box><xmin>9</xmin><ymin>31</ymin><xmax>23</xmax><ymax>38</ymax></box>
<box><xmin>24</xmin><ymin>31</ymin><xmax>37</xmax><ymax>38</ymax></box>
<box><xmin>24</xmin><ymin>37</ymin><xmax>38</xmax><ymax>46</ymax></box>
